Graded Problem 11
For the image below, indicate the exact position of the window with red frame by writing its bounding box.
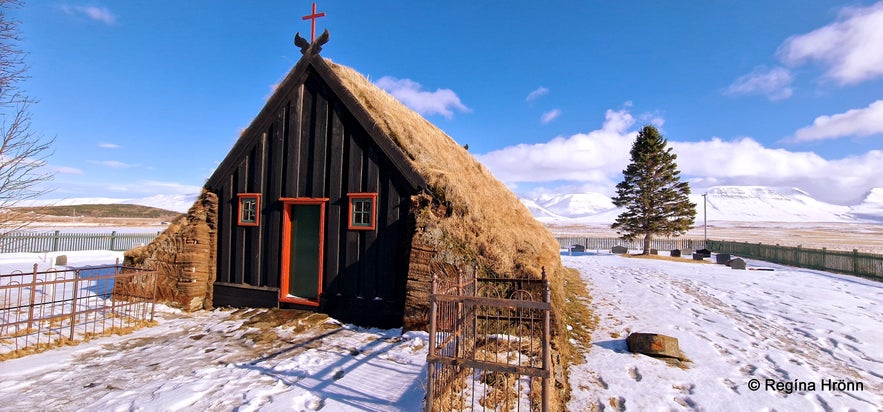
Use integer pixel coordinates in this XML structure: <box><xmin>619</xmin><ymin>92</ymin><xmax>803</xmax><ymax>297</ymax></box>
<box><xmin>238</xmin><ymin>193</ymin><xmax>261</xmax><ymax>226</ymax></box>
<box><xmin>347</xmin><ymin>193</ymin><xmax>377</xmax><ymax>230</ymax></box>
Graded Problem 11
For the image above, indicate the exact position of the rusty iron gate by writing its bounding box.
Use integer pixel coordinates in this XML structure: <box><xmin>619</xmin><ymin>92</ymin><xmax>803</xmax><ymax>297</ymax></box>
<box><xmin>426</xmin><ymin>269</ymin><xmax>552</xmax><ymax>412</ymax></box>
<box><xmin>1</xmin><ymin>262</ymin><xmax>158</xmax><ymax>358</ymax></box>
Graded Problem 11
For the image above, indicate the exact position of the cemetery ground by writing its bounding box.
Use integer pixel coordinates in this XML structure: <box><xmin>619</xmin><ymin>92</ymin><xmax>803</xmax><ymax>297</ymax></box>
<box><xmin>548</xmin><ymin>221</ymin><xmax>883</xmax><ymax>254</ymax></box>
<box><xmin>1</xmin><ymin>243</ymin><xmax>882</xmax><ymax>410</ymax></box>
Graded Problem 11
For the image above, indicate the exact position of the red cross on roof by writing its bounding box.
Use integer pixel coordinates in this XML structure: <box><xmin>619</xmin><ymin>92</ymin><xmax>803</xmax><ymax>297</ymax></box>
<box><xmin>302</xmin><ymin>2</ymin><xmax>326</xmax><ymax>43</ymax></box>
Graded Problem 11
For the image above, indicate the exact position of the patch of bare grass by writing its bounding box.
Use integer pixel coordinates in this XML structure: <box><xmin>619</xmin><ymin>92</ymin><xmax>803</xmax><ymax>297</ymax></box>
<box><xmin>559</xmin><ymin>268</ymin><xmax>596</xmax><ymax>356</ymax></box>
<box><xmin>0</xmin><ymin>321</ymin><xmax>156</xmax><ymax>361</ymax></box>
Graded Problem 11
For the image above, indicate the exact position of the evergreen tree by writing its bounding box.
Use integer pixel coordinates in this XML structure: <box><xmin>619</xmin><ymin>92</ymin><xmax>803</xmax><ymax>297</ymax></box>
<box><xmin>611</xmin><ymin>125</ymin><xmax>695</xmax><ymax>254</ymax></box>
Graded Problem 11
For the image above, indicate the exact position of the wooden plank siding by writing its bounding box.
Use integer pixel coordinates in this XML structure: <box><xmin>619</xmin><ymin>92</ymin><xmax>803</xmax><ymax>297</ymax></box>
<box><xmin>206</xmin><ymin>63</ymin><xmax>420</xmax><ymax>326</ymax></box>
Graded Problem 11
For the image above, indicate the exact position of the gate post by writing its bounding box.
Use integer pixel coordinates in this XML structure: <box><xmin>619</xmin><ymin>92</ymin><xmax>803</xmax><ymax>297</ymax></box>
<box><xmin>425</xmin><ymin>274</ymin><xmax>438</xmax><ymax>412</ymax></box>
<box><xmin>542</xmin><ymin>268</ymin><xmax>551</xmax><ymax>412</ymax></box>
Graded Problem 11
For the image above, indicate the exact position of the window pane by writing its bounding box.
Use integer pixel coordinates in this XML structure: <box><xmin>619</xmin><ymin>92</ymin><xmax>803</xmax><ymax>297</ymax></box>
<box><xmin>351</xmin><ymin>198</ymin><xmax>372</xmax><ymax>227</ymax></box>
<box><xmin>241</xmin><ymin>199</ymin><xmax>256</xmax><ymax>223</ymax></box>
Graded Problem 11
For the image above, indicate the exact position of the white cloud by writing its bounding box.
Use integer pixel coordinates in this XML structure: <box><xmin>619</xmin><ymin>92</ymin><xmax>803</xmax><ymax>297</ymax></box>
<box><xmin>725</xmin><ymin>66</ymin><xmax>793</xmax><ymax>100</ymax></box>
<box><xmin>777</xmin><ymin>2</ymin><xmax>883</xmax><ymax>85</ymax></box>
<box><xmin>526</xmin><ymin>87</ymin><xmax>549</xmax><ymax>102</ymax></box>
<box><xmin>89</xmin><ymin>160</ymin><xmax>137</xmax><ymax>168</ymax></box>
<box><xmin>98</xmin><ymin>143</ymin><xmax>120</xmax><ymax>149</ymax></box>
<box><xmin>477</xmin><ymin>108</ymin><xmax>635</xmax><ymax>184</ymax></box>
<box><xmin>540</xmin><ymin>109</ymin><xmax>561</xmax><ymax>124</ymax></box>
<box><xmin>102</xmin><ymin>180</ymin><xmax>201</xmax><ymax>195</ymax></box>
<box><xmin>54</xmin><ymin>166</ymin><xmax>83</xmax><ymax>175</ymax></box>
<box><xmin>791</xmin><ymin>100</ymin><xmax>883</xmax><ymax>142</ymax></box>
<box><xmin>36</xmin><ymin>179</ymin><xmax>201</xmax><ymax>200</ymax></box>
<box><xmin>60</xmin><ymin>5</ymin><xmax>117</xmax><ymax>25</ymax></box>
<box><xmin>477</xmin><ymin>107</ymin><xmax>883</xmax><ymax>204</ymax></box>
<box><xmin>374</xmin><ymin>76</ymin><xmax>470</xmax><ymax>119</ymax></box>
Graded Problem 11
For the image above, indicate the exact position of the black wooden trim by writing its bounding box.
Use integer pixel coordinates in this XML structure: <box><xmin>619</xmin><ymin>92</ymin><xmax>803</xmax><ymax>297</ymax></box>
<box><xmin>213</xmin><ymin>283</ymin><xmax>280</xmax><ymax>308</ymax></box>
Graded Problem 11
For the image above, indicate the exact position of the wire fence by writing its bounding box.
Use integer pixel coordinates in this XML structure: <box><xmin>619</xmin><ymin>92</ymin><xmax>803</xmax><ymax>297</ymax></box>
<box><xmin>0</xmin><ymin>231</ymin><xmax>160</xmax><ymax>253</ymax></box>
<box><xmin>0</xmin><ymin>262</ymin><xmax>158</xmax><ymax>359</ymax></box>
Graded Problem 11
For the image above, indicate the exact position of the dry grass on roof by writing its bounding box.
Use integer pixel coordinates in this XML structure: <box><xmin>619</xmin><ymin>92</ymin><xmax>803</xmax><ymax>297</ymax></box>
<box><xmin>327</xmin><ymin>59</ymin><xmax>561</xmax><ymax>280</ymax></box>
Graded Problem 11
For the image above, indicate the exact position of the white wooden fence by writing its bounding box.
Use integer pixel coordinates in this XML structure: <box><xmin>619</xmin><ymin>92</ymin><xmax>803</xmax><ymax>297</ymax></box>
<box><xmin>0</xmin><ymin>231</ymin><xmax>160</xmax><ymax>253</ymax></box>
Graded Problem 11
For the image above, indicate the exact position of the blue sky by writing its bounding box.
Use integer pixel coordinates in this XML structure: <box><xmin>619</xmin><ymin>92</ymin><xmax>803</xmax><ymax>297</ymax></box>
<box><xmin>12</xmin><ymin>1</ymin><xmax>883</xmax><ymax>205</ymax></box>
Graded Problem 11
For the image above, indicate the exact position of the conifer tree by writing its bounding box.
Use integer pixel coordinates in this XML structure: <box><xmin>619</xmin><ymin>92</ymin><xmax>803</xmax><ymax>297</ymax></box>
<box><xmin>611</xmin><ymin>125</ymin><xmax>695</xmax><ymax>254</ymax></box>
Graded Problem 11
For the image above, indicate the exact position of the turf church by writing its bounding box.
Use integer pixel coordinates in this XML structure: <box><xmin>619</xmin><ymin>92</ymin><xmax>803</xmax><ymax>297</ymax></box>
<box><xmin>126</xmin><ymin>13</ymin><xmax>564</xmax><ymax>329</ymax></box>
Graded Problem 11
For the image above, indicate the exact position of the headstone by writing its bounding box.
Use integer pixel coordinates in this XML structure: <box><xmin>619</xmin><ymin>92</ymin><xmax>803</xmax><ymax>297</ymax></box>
<box><xmin>626</xmin><ymin>332</ymin><xmax>685</xmax><ymax>360</ymax></box>
<box><xmin>727</xmin><ymin>258</ymin><xmax>747</xmax><ymax>270</ymax></box>
<box><xmin>55</xmin><ymin>255</ymin><xmax>68</xmax><ymax>266</ymax></box>
<box><xmin>692</xmin><ymin>253</ymin><xmax>705</xmax><ymax>261</ymax></box>
<box><xmin>611</xmin><ymin>245</ymin><xmax>628</xmax><ymax>254</ymax></box>
<box><xmin>696</xmin><ymin>248</ymin><xmax>711</xmax><ymax>258</ymax></box>
<box><xmin>715</xmin><ymin>253</ymin><xmax>731</xmax><ymax>264</ymax></box>
<box><xmin>670</xmin><ymin>249</ymin><xmax>681</xmax><ymax>258</ymax></box>
<box><xmin>571</xmin><ymin>244</ymin><xmax>586</xmax><ymax>253</ymax></box>
<box><xmin>650</xmin><ymin>249</ymin><xmax>658</xmax><ymax>255</ymax></box>
<box><xmin>681</xmin><ymin>248</ymin><xmax>693</xmax><ymax>256</ymax></box>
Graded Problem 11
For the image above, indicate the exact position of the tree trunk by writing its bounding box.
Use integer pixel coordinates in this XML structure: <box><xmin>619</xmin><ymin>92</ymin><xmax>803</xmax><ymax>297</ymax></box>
<box><xmin>642</xmin><ymin>234</ymin><xmax>651</xmax><ymax>255</ymax></box>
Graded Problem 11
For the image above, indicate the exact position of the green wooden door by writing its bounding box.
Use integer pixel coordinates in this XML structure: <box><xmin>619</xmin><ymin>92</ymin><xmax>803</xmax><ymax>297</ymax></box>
<box><xmin>288</xmin><ymin>204</ymin><xmax>321</xmax><ymax>300</ymax></box>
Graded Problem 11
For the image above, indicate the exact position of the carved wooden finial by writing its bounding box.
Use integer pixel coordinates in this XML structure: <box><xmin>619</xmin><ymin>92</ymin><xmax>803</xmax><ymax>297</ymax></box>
<box><xmin>294</xmin><ymin>28</ymin><xmax>330</xmax><ymax>55</ymax></box>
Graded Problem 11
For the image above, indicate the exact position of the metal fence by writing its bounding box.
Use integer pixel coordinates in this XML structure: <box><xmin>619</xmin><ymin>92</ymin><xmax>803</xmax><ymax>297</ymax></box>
<box><xmin>0</xmin><ymin>230</ymin><xmax>160</xmax><ymax>253</ymax></box>
<box><xmin>426</xmin><ymin>270</ymin><xmax>551</xmax><ymax>412</ymax></box>
<box><xmin>0</xmin><ymin>262</ymin><xmax>158</xmax><ymax>358</ymax></box>
<box><xmin>556</xmin><ymin>236</ymin><xmax>706</xmax><ymax>252</ymax></box>
<box><xmin>707</xmin><ymin>240</ymin><xmax>883</xmax><ymax>281</ymax></box>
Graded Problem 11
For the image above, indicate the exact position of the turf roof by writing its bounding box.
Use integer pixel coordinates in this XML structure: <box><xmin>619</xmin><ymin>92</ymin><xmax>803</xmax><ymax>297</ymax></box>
<box><xmin>320</xmin><ymin>57</ymin><xmax>563</xmax><ymax>280</ymax></box>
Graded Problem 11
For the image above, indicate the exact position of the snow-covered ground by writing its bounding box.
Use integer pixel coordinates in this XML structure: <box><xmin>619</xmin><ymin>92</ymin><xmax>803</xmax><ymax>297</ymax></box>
<box><xmin>2</xmin><ymin>250</ymin><xmax>881</xmax><ymax>410</ymax></box>
<box><xmin>565</xmin><ymin>253</ymin><xmax>883</xmax><ymax>411</ymax></box>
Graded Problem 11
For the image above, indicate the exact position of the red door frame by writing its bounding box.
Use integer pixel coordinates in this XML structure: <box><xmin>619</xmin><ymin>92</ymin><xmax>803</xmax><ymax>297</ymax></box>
<box><xmin>279</xmin><ymin>197</ymin><xmax>329</xmax><ymax>306</ymax></box>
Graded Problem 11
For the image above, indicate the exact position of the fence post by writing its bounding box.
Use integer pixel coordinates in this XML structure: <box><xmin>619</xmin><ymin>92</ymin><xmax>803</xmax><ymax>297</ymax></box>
<box><xmin>109</xmin><ymin>231</ymin><xmax>116</xmax><ymax>251</ymax></box>
<box><xmin>150</xmin><ymin>269</ymin><xmax>158</xmax><ymax>322</ymax></box>
<box><xmin>822</xmin><ymin>247</ymin><xmax>827</xmax><ymax>271</ymax></box>
<box><xmin>27</xmin><ymin>263</ymin><xmax>38</xmax><ymax>332</ymax></box>
<box><xmin>52</xmin><ymin>230</ymin><xmax>60</xmax><ymax>252</ymax></box>
<box><xmin>853</xmin><ymin>249</ymin><xmax>859</xmax><ymax>276</ymax></box>
<box><xmin>69</xmin><ymin>270</ymin><xmax>80</xmax><ymax>341</ymax></box>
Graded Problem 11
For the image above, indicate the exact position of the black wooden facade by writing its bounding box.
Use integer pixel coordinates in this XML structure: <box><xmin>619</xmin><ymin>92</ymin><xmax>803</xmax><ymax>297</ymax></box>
<box><xmin>205</xmin><ymin>47</ymin><xmax>427</xmax><ymax>327</ymax></box>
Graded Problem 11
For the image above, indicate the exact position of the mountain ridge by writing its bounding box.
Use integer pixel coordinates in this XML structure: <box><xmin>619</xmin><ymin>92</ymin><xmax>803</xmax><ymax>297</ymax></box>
<box><xmin>16</xmin><ymin>194</ymin><xmax>198</xmax><ymax>214</ymax></box>
<box><xmin>521</xmin><ymin>185</ymin><xmax>883</xmax><ymax>223</ymax></box>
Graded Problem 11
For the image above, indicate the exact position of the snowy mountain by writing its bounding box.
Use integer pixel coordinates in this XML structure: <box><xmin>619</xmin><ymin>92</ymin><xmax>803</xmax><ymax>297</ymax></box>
<box><xmin>692</xmin><ymin>186</ymin><xmax>853</xmax><ymax>222</ymax></box>
<box><xmin>521</xmin><ymin>186</ymin><xmax>883</xmax><ymax>223</ymax></box>
<box><xmin>518</xmin><ymin>198</ymin><xmax>565</xmax><ymax>219</ymax></box>
<box><xmin>850</xmin><ymin>188</ymin><xmax>883</xmax><ymax>222</ymax></box>
<box><xmin>538</xmin><ymin>193</ymin><xmax>615</xmax><ymax>217</ymax></box>
<box><xmin>17</xmin><ymin>193</ymin><xmax>199</xmax><ymax>214</ymax></box>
